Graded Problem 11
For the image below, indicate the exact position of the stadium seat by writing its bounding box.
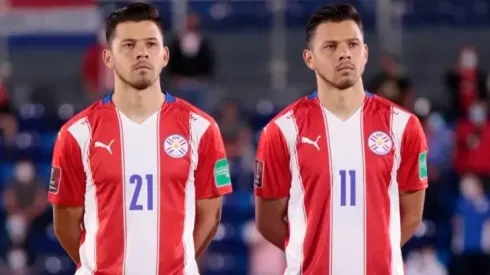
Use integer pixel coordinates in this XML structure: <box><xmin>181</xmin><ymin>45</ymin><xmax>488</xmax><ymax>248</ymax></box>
<box><xmin>0</xmin><ymin>162</ymin><xmax>13</xmax><ymax>185</ymax></box>
<box><xmin>37</xmin><ymin>163</ymin><xmax>52</xmax><ymax>186</ymax></box>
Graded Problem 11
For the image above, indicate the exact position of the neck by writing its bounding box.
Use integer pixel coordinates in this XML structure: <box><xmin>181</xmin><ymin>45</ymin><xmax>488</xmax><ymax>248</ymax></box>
<box><xmin>112</xmin><ymin>78</ymin><xmax>164</xmax><ymax>122</ymax></box>
<box><xmin>317</xmin><ymin>77</ymin><xmax>366</xmax><ymax>120</ymax></box>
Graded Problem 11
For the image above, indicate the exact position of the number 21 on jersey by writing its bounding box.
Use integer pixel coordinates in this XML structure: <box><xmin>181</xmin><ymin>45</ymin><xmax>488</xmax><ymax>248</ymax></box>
<box><xmin>339</xmin><ymin>170</ymin><xmax>356</xmax><ymax>206</ymax></box>
<box><xmin>129</xmin><ymin>174</ymin><xmax>154</xmax><ymax>211</ymax></box>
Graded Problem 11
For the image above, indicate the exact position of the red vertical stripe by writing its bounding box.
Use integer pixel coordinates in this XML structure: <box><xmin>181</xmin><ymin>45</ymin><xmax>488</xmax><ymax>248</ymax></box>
<box><xmin>89</xmin><ymin>105</ymin><xmax>125</xmax><ymax>274</ymax></box>
<box><xmin>295</xmin><ymin>100</ymin><xmax>332</xmax><ymax>274</ymax></box>
<box><xmin>157</xmin><ymin>106</ymin><xmax>188</xmax><ymax>274</ymax></box>
<box><xmin>362</xmin><ymin>99</ymin><xmax>393</xmax><ymax>275</ymax></box>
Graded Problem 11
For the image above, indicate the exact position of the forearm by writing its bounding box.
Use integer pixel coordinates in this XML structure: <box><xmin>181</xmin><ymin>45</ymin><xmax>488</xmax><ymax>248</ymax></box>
<box><xmin>54</xmin><ymin>227</ymin><xmax>82</xmax><ymax>264</ymax></box>
<box><xmin>400</xmin><ymin>217</ymin><xmax>421</xmax><ymax>246</ymax></box>
<box><xmin>257</xmin><ymin>220</ymin><xmax>288</xmax><ymax>250</ymax></box>
<box><xmin>194</xmin><ymin>215</ymin><xmax>220</xmax><ymax>258</ymax></box>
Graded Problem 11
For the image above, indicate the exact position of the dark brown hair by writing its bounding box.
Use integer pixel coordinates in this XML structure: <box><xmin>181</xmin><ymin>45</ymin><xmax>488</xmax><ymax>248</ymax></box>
<box><xmin>306</xmin><ymin>3</ymin><xmax>363</xmax><ymax>44</ymax></box>
<box><xmin>105</xmin><ymin>2</ymin><xmax>163</xmax><ymax>44</ymax></box>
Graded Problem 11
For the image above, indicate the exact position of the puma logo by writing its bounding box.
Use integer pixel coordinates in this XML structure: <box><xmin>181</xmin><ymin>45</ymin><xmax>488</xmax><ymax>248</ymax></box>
<box><xmin>301</xmin><ymin>136</ymin><xmax>321</xmax><ymax>151</ymax></box>
<box><xmin>94</xmin><ymin>140</ymin><xmax>114</xmax><ymax>155</ymax></box>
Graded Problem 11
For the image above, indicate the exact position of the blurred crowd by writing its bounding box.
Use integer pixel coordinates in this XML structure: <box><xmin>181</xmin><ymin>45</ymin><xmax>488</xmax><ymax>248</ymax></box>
<box><xmin>2</xmin><ymin>3</ymin><xmax>490</xmax><ymax>275</ymax></box>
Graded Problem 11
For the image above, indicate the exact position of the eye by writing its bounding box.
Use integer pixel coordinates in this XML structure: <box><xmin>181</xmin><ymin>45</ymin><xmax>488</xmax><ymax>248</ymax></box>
<box><xmin>349</xmin><ymin>42</ymin><xmax>359</xmax><ymax>47</ymax></box>
<box><xmin>147</xmin><ymin>42</ymin><xmax>157</xmax><ymax>47</ymax></box>
<box><xmin>325</xmin><ymin>44</ymin><xmax>336</xmax><ymax>50</ymax></box>
<box><xmin>123</xmin><ymin>43</ymin><xmax>134</xmax><ymax>49</ymax></box>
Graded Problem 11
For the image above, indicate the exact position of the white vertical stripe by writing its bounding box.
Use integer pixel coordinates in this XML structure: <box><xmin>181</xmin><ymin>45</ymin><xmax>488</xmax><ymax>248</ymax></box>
<box><xmin>389</xmin><ymin>107</ymin><xmax>411</xmax><ymax>275</ymax></box>
<box><xmin>182</xmin><ymin>112</ymin><xmax>210</xmax><ymax>275</ymax></box>
<box><xmin>275</xmin><ymin>111</ymin><xmax>307</xmax><ymax>275</ymax></box>
<box><xmin>69</xmin><ymin>117</ymin><xmax>98</xmax><ymax>275</ymax></box>
<box><xmin>120</xmin><ymin>113</ymin><xmax>159</xmax><ymax>275</ymax></box>
<box><xmin>324</xmin><ymin>109</ymin><xmax>365</xmax><ymax>275</ymax></box>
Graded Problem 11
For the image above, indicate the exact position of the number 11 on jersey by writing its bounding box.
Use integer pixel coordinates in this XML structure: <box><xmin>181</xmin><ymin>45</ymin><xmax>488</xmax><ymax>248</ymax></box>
<box><xmin>339</xmin><ymin>170</ymin><xmax>356</xmax><ymax>206</ymax></box>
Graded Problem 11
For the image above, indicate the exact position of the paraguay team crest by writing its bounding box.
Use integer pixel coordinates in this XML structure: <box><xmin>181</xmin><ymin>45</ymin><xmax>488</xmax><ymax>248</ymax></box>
<box><xmin>368</xmin><ymin>131</ymin><xmax>393</xmax><ymax>155</ymax></box>
<box><xmin>164</xmin><ymin>134</ymin><xmax>189</xmax><ymax>158</ymax></box>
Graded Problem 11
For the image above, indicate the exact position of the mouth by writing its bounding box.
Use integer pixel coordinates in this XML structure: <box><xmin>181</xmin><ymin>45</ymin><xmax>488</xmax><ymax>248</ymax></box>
<box><xmin>336</xmin><ymin>64</ymin><xmax>355</xmax><ymax>71</ymax></box>
<box><xmin>133</xmin><ymin>63</ymin><xmax>152</xmax><ymax>70</ymax></box>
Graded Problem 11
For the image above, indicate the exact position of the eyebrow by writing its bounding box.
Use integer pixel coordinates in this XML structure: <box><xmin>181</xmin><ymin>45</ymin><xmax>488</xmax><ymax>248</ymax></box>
<box><xmin>323</xmin><ymin>38</ymin><xmax>361</xmax><ymax>44</ymax></box>
<box><xmin>121</xmin><ymin>37</ymin><xmax>159</xmax><ymax>43</ymax></box>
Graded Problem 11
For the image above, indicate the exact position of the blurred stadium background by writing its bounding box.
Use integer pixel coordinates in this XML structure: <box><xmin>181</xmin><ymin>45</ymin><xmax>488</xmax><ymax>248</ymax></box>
<box><xmin>1</xmin><ymin>0</ymin><xmax>490</xmax><ymax>274</ymax></box>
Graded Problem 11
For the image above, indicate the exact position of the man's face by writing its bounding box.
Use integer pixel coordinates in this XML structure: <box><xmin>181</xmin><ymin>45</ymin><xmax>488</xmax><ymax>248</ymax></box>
<box><xmin>303</xmin><ymin>20</ymin><xmax>368</xmax><ymax>90</ymax></box>
<box><xmin>103</xmin><ymin>21</ymin><xmax>169</xmax><ymax>90</ymax></box>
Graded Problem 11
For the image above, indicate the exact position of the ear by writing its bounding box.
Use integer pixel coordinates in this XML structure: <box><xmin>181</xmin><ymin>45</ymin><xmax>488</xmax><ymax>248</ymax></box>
<box><xmin>303</xmin><ymin>49</ymin><xmax>315</xmax><ymax>71</ymax></box>
<box><xmin>162</xmin><ymin>46</ymin><xmax>170</xmax><ymax>68</ymax></box>
<box><xmin>363</xmin><ymin>44</ymin><xmax>369</xmax><ymax>65</ymax></box>
<box><xmin>102</xmin><ymin>49</ymin><xmax>114</xmax><ymax>69</ymax></box>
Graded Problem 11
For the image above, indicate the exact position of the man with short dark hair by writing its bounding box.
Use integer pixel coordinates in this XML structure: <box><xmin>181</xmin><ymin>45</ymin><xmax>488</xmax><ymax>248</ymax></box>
<box><xmin>254</xmin><ymin>3</ymin><xmax>428</xmax><ymax>274</ymax></box>
<box><xmin>48</xmin><ymin>3</ymin><xmax>232</xmax><ymax>274</ymax></box>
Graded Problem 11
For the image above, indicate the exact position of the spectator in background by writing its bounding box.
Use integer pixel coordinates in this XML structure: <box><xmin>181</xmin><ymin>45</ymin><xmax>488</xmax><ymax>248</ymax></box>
<box><xmin>243</xmin><ymin>220</ymin><xmax>286</xmax><ymax>275</ymax></box>
<box><xmin>368</xmin><ymin>53</ymin><xmax>413</xmax><ymax>110</ymax></box>
<box><xmin>405</xmin><ymin>246</ymin><xmax>447</xmax><ymax>275</ymax></box>
<box><xmin>215</xmin><ymin>99</ymin><xmax>254</xmax><ymax>190</ymax></box>
<box><xmin>2</xmin><ymin>160</ymin><xmax>48</xmax><ymax>274</ymax></box>
<box><xmin>0</xmin><ymin>61</ymin><xmax>17</xmax><ymax>143</ymax></box>
<box><xmin>168</xmin><ymin>12</ymin><xmax>215</xmax><ymax>110</ymax></box>
<box><xmin>81</xmin><ymin>29</ymin><xmax>113</xmax><ymax>102</ymax></box>
<box><xmin>453</xmin><ymin>100</ymin><xmax>490</xmax><ymax>176</ymax></box>
<box><xmin>451</xmin><ymin>174</ymin><xmax>490</xmax><ymax>275</ymax></box>
<box><xmin>445</xmin><ymin>46</ymin><xmax>488</xmax><ymax>122</ymax></box>
<box><xmin>215</xmin><ymin>99</ymin><xmax>247</xmax><ymax>158</ymax></box>
<box><xmin>413</xmin><ymin>98</ymin><xmax>453</xmax><ymax>220</ymax></box>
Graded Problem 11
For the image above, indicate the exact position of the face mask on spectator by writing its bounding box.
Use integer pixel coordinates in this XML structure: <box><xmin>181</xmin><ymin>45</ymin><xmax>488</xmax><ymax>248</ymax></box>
<box><xmin>180</xmin><ymin>32</ymin><xmax>201</xmax><ymax>57</ymax></box>
<box><xmin>460</xmin><ymin>175</ymin><xmax>483</xmax><ymax>200</ymax></box>
<box><xmin>7</xmin><ymin>248</ymin><xmax>28</xmax><ymax>271</ymax></box>
<box><xmin>427</xmin><ymin>112</ymin><xmax>444</xmax><ymax>131</ymax></box>
<box><xmin>460</xmin><ymin>49</ymin><xmax>478</xmax><ymax>69</ymax></box>
<box><xmin>468</xmin><ymin>105</ymin><xmax>487</xmax><ymax>125</ymax></box>
<box><xmin>6</xmin><ymin>214</ymin><xmax>27</xmax><ymax>244</ymax></box>
<box><xmin>14</xmin><ymin>162</ymin><xmax>35</xmax><ymax>184</ymax></box>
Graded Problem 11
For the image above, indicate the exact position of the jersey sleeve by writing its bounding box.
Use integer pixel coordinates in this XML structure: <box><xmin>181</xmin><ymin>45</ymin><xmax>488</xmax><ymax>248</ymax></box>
<box><xmin>47</xmin><ymin>128</ymin><xmax>86</xmax><ymax>206</ymax></box>
<box><xmin>194</xmin><ymin>122</ymin><xmax>233</xmax><ymax>200</ymax></box>
<box><xmin>254</xmin><ymin>122</ymin><xmax>291</xmax><ymax>198</ymax></box>
<box><xmin>397</xmin><ymin>115</ymin><xmax>429</xmax><ymax>192</ymax></box>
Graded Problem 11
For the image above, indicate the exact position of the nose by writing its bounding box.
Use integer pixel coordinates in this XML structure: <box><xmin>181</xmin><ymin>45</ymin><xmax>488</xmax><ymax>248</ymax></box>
<box><xmin>136</xmin><ymin>44</ymin><xmax>149</xmax><ymax>60</ymax></box>
<box><xmin>338</xmin><ymin>45</ymin><xmax>351</xmax><ymax>62</ymax></box>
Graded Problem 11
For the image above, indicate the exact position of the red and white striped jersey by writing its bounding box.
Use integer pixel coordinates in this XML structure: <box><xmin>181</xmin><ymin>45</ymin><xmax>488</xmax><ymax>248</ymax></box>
<box><xmin>48</xmin><ymin>92</ymin><xmax>233</xmax><ymax>275</ymax></box>
<box><xmin>254</xmin><ymin>91</ymin><xmax>428</xmax><ymax>275</ymax></box>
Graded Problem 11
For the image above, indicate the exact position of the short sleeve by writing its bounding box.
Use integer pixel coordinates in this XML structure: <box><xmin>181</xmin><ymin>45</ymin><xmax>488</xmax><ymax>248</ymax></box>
<box><xmin>194</xmin><ymin>123</ymin><xmax>233</xmax><ymax>200</ymax></box>
<box><xmin>397</xmin><ymin>115</ymin><xmax>429</xmax><ymax>192</ymax></box>
<box><xmin>254</xmin><ymin>122</ymin><xmax>291</xmax><ymax>198</ymax></box>
<box><xmin>47</xmin><ymin>128</ymin><xmax>86</xmax><ymax>206</ymax></box>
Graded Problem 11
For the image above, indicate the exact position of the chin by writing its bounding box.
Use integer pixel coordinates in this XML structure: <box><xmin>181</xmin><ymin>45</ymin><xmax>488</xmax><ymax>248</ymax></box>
<box><xmin>132</xmin><ymin>77</ymin><xmax>156</xmax><ymax>90</ymax></box>
<box><xmin>335</xmin><ymin>80</ymin><xmax>356</xmax><ymax>90</ymax></box>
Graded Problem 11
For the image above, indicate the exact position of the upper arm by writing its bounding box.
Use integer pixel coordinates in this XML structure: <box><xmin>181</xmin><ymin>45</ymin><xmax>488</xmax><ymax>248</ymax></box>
<box><xmin>255</xmin><ymin>196</ymin><xmax>288</xmax><ymax>226</ymax></box>
<box><xmin>48</xmin><ymin>128</ymin><xmax>86</xmax><ymax>207</ymax></box>
<box><xmin>52</xmin><ymin>204</ymin><xmax>84</xmax><ymax>233</ymax></box>
<box><xmin>194</xmin><ymin>122</ymin><xmax>233</xmax><ymax>200</ymax></box>
<box><xmin>397</xmin><ymin>115</ymin><xmax>428</xmax><ymax>192</ymax></box>
<box><xmin>254</xmin><ymin>122</ymin><xmax>291</xmax><ymax>198</ymax></box>
<box><xmin>195</xmin><ymin>196</ymin><xmax>222</xmax><ymax>220</ymax></box>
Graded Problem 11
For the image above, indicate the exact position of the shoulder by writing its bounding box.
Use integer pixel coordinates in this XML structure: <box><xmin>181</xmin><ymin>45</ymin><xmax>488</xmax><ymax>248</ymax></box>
<box><xmin>261</xmin><ymin>92</ymin><xmax>318</xmax><ymax>144</ymax></box>
<box><xmin>169</xmin><ymin>93</ymin><xmax>217</xmax><ymax>133</ymax></box>
<box><xmin>367</xmin><ymin>94</ymin><xmax>420</xmax><ymax>131</ymax></box>
<box><xmin>58</xmin><ymin>101</ymin><xmax>104</xmax><ymax>138</ymax></box>
<box><xmin>265</xmin><ymin>92</ymin><xmax>318</xmax><ymax>130</ymax></box>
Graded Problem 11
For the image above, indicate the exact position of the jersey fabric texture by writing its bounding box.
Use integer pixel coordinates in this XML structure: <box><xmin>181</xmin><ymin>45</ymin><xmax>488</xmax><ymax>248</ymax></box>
<box><xmin>48</xmin><ymin>92</ymin><xmax>232</xmax><ymax>275</ymax></box>
<box><xmin>254</xmin><ymin>91</ymin><xmax>428</xmax><ymax>275</ymax></box>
